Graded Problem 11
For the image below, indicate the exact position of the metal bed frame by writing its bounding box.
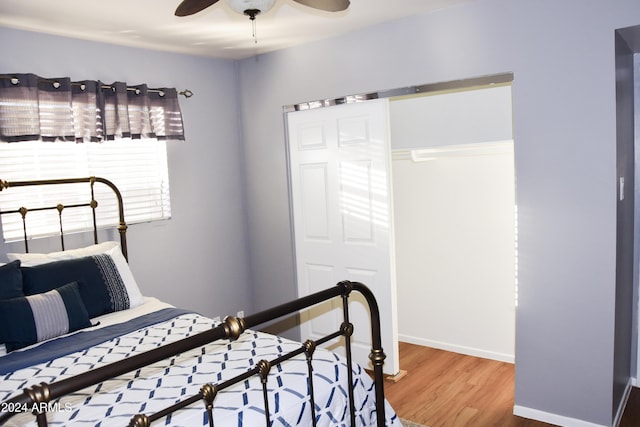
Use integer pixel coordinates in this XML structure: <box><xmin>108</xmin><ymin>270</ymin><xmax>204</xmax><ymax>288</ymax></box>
<box><xmin>0</xmin><ymin>176</ymin><xmax>388</xmax><ymax>427</ymax></box>
<box><xmin>0</xmin><ymin>176</ymin><xmax>129</xmax><ymax>260</ymax></box>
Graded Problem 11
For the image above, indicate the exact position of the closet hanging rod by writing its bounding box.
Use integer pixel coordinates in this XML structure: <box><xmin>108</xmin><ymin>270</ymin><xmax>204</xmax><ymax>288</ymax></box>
<box><xmin>0</xmin><ymin>74</ymin><xmax>194</xmax><ymax>98</ymax></box>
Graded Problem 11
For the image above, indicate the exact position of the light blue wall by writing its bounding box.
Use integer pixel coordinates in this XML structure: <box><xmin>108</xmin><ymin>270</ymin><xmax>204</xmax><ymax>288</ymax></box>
<box><xmin>0</xmin><ymin>27</ymin><xmax>254</xmax><ymax>321</ymax></box>
<box><xmin>1</xmin><ymin>0</ymin><xmax>639</xmax><ymax>424</ymax></box>
<box><xmin>237</xmin><ymin>0</ymin><xmax>640</xmax><ymax>425</ymax></box>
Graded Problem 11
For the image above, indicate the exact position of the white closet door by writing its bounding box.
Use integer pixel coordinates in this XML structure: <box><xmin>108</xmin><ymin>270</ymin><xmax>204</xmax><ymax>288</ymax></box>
<box><xmin>287</xmin><ymin>99</ymin><xmax>399</xmax><ymax>375</ymax></box>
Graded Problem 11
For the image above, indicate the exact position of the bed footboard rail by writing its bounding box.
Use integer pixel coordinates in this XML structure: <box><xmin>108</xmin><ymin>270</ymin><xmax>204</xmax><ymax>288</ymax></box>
<box><xmin>0</xmin><ymin>281</ymin><xmax>387</xmax><ymax>427</ymax></box>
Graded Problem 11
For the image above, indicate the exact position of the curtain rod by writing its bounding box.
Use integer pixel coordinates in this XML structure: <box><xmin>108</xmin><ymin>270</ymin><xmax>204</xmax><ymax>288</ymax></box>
<box><xmin>0</xmin><ymin>74</ymin><xmax>194</xmax><ymax>98</ymax></box>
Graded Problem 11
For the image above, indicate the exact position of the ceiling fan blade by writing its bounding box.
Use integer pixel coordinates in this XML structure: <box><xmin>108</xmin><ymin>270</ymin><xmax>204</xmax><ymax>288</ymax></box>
<box><xmin>175</xmin><ymin>0</ymin><xmax>221</xmax><ymax>16</ymax></box>
<box><xmin>292</xmin><ymin>0</ymin><xmax>350</xmax><ymax>12</ymax></box>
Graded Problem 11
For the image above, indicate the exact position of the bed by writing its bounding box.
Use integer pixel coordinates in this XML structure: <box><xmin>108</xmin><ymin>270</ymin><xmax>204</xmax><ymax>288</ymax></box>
<box><xmin>0</xmin><ymin>177</ymin><xmax>400</xmax><ymax>427</ymax></box>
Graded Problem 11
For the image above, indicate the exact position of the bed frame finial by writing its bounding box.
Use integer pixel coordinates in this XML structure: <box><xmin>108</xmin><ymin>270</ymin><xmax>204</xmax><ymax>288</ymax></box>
<box><xmin>24</xmin><ymin>382</ymin><xmax>52</xmax><ymax>424</ymax></box>
<box><xmin>200</xmin><ymin>383</ymin><xmax>218</xmax><ymax>409</ymax></box>
<box><xmin>303</xmin><ymin>339</ymin><xmax>317</xmax><ymax>359</ymax></box>
<box><xmin>222</xmin><ymin>315</ymin><xmax>246</xmax><ymax>341</ymax></box>
<box><xmin>128</xmin><ymin>414</ymin><xmax>151</xmax><ymax>427</ymax></box>
<box><xmin>24</xmin><ymin>382</ymin><xmax>51</xmax><ymax>404</ymax></box>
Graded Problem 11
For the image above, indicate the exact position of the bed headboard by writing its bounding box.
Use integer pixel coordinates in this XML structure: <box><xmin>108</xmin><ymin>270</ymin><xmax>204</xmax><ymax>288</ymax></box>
<box><xmin>0</xmin><ymin>176</ymin><xmax>128</xmax><ymax>260</ymax></box>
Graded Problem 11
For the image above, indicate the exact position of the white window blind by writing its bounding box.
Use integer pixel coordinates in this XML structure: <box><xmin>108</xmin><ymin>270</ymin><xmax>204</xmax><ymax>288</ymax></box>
<box><xmin>0</xmin><ymin>139</ymin><xmax>171</xmax><ymax>242</ymax></box>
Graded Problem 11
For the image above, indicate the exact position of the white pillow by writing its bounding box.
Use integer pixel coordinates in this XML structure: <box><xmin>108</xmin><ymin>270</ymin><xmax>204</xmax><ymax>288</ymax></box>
<box><xmin>8</xmin><ymin>242</ymin><xmax>144</xmax><ymax>309</ymax></box>
<box><xmin>9</xmin><ymin>241</ymin><xmax>119</xmax><ymax>265</ymax></box>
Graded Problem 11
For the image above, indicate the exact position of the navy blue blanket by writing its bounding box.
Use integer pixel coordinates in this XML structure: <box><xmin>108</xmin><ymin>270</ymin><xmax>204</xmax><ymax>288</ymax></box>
<box><xmin>0</xmin><ymin>307</ymin><xmax>193</xmax><ymax>375</ymax></box>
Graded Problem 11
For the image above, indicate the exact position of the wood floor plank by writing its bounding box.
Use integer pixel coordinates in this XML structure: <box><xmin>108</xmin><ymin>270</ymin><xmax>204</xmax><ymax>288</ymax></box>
<box><xmin>384</xmin><ymin>342</ymin><xmax>640</xmax><ymax>427</ymax></box>
<box><xmin>620</xmin><ymin>385</ymin><xmax>640</xmax><ymax>427</ymax></box>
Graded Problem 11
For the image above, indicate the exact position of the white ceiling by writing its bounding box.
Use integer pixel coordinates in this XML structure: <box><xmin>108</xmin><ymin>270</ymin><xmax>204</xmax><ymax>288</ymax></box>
<box><xmin>0</xmin><ymin>0</ymin><xmax>472</xmax><ymax>60</ymax></box>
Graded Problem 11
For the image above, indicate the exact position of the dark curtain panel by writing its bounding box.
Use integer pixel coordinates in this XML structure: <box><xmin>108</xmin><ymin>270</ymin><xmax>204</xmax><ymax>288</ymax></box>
<box><xmin>127</xmin><ymin>84</ymin><xmax>152</xmax><ymax>139</ymax></box>
<box><xmin>103</xmin><ymin>81</ymin><xmax>130</xmax><ymax>140</ymax></box>
<box><xmin>72</xmin><ymin>80</ymin><xmax>106</xmax><ymax>143</ymax></box>
<box><xmin>38</xmin><ymin>77</ymin><xmax>75</xmax><ymax>142</ymax></box>
<box><xmin>149</xmin><ymin>88</ymin><xmax>185</xmax><ymax>141</ymax></box>
<box><xmin>0</xmin><ymin>73</ymin><xmax>185</xmax><ymax>143</ymax></box>
<box><xmin>0</xmin><ymin>73</ymin><xmax>40</xmax><ymax>142</ymax></box>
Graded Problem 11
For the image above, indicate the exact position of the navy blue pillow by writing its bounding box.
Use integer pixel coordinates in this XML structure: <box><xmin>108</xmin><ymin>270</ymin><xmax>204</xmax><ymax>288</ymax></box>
<box><xmin>0</xmin><ymin>281</ymin><xmax>91</xmax><ymax>352</ymax></box>
<box><xmin>0</xmin><ymin>260</ymin><xmax>23</xmax><ymax>300</ymax></box>
<box><xmin>21</xmin><ymin>254</ymin><xmax>130</xmax><ymax>318</ymax></box>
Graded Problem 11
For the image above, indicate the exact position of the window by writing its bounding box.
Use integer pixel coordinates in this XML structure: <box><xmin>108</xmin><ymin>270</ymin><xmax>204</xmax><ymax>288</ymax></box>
<box><xmin>0</xmin><ymin>139</ymin><xmax>171</xmax><ymax>242</ymax></box>
<box><xmin>0</xmin><ymin>74</ymin><xmax>184</xmax><ymax>242</ymax></box>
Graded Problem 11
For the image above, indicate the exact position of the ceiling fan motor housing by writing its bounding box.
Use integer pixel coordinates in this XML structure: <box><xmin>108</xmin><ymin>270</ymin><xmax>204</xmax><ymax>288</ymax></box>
<box><xmin>226</xmin><ymin>0</ymin><xmax>277</xmax><ymax>14</ymax></box>
<box><xmin>175</xmin><ymin>0</ymin><xmax>350</xmax><ymax>18</ymax></box>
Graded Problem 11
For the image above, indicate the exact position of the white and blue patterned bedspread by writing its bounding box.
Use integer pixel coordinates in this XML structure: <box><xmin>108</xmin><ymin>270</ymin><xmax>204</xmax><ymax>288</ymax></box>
<box><xmin>0</xmin><ymin>311</ymin><xmax>400</xmax><ymax>426</ymax></box>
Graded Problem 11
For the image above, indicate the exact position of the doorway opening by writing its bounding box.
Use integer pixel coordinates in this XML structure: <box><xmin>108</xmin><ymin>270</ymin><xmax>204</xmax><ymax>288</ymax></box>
<box><xmin>285</xmin><ymin>73</ymin><xmax>516</xmax><ymax>375</ymax></box>
<box><xmin>389</xmin><ymin>83</ymin><xmax>515</xmax><ymax>362</ymax></box>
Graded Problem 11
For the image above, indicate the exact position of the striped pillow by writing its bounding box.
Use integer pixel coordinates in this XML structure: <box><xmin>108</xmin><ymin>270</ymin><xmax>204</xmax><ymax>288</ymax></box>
<box><xmin>0</xmin><ymin>282</ymin><xmax>91</xmax><ymax>352</ymax></box>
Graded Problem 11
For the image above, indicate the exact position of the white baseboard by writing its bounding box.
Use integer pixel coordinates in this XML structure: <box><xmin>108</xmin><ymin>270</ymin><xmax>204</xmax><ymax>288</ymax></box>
<box><xmin>513</xmin><ymin>379</ymin><xmax>632</xmax><ymax>427</ymax></box>
<box><xmin>513</xmin><ymin>405</ymin><xmax>607</xmax><ymax>427</ymax></box>
<box><xmin>399</xmin><ymin>334</ymin><xmax>514</xmax><ymax>363</ymax></box>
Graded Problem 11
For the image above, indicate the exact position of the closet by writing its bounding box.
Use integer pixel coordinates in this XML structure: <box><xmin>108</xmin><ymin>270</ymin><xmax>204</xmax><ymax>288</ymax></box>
<box><xmin>390</xmin><ymin>84</ymin><xmax>516</xmax><ymax>362</ymax></box>
<box><xmin>286</xmin><ymin>79</ymin><xmax>516</xmax><ymax>371</ymax></box>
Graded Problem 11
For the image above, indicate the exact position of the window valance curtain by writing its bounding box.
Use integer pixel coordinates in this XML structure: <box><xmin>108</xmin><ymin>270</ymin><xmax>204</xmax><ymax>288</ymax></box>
<box><xmin>0</xmin><ymin>73</ymin><xmax>185</xmax><ymax>143</ymax></box>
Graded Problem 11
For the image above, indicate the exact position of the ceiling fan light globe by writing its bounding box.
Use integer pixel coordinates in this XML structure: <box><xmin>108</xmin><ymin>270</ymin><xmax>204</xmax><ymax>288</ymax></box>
<box><xmin>226</xmin><ymin>0</ymin><xmax>277</xmax><ymax>14</ymax></box>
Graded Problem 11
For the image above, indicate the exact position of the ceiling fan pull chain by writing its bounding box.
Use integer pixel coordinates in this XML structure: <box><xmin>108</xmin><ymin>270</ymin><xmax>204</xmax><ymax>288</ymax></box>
<box><xmin>252</xmin><ymin>18</ymin><xmax>258</xmax><ymax>44</ymax></box>
<box><xmin>243</xmin><ymin>9</ymin><xmax>260</xmax><ymax>44</ymax></box>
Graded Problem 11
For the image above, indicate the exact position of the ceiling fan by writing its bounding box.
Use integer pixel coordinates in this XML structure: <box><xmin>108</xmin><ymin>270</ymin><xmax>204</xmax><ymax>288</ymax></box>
<box><xmin>175</xmin><ymin>0</ymin><xmax>351</xmax><ymax>19</ymax></box>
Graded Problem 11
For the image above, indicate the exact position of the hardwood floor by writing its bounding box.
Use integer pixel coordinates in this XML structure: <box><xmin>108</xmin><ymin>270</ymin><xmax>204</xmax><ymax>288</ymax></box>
<box><xmin>384</xmin><ymin>342</ymin><xmax>640</xmax><ymax>427</ymax></box>
<box><xmin>620</xmin><ymin>386</ymin><xmax>640</xmax><ymax>427</ymax></box>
